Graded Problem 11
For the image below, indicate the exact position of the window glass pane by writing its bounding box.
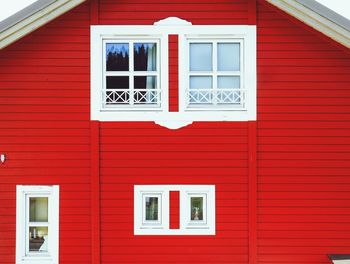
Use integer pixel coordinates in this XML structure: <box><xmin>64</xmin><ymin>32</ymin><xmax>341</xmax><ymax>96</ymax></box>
<box><xmin>191</xmin><ymin>197</ymin><xmax>203</xmax><ymax>221</ymax></box>
<box><xmin>190</xmin><ymin>43</ymin><xmax>212</xmax><ymax>71</ymax></box>
<box><xmin>217</xmin><ymin>43</ymin><xmax>240</xmax><ymax>71</ymax></box>
<box><xmin>106</xmin><ymin>77</ymin><xmax>129</xmax><ymax>104</ymax></box>
<box><xmin>145</xmin><ymin>197</ymin><xmax>158</xmax><ymax>221</ymax></box>
<box><xmin>29</xmin><ymin>226</ymin><xmax>48</xmax><ymax>252</ymax></box>
<box><xmin>218</xmin><ymin>76</ymin><xmax>240</xmax><ymax>89</ymax></box>
<box><xmin>190</xmin><ymin>76</ymin><xmax>212</xmax><ymax>89</ymax></box>
<box><xmin>106</xmin><ymin>76</ymin><xmax>129</xmax><ymax>89</ymax></box>
<box><xmin>29</xmin><ymin>197</ymin><xmax>48</xmax><ymax>222</ymax></box>
<box><xmin>106</xmin><ymin>43</ymin><xmax>129</xmax><ymax>71</ymax></box>
<box><xmin>134</xmin><ymin>76</ymin><xmax>156</xmax><ymax>89</ymax></box>
<box><xmin>134</xmin><ymin>76</ymin><xmax>158</xmax><ymax>104</ymax></box>
<box><xmin>134</xmin><ymin>43</ymin><xmax>157</xmax><ymax>71</ymax></box>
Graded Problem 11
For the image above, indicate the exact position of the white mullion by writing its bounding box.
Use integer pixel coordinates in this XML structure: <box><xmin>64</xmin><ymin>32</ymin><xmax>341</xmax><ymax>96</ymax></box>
<box><xmin>28</xmin><ymin>222</ymin><xmax>49</xmax><ymax>227</ymax></box>
<box><xmin>102</xmin><ymin>40</ymin><xmax>107</xmax><ymax>108</ymax></box>
<box><xmin>129</xmin><ymin>41</ymin><xmax>134</xmax><ymax>105</ymax></box>
<box><xmin>212</xmin><ymin>41</ymin><xmax>218</xmax><ymax>105</ymax></box>
<box><xmin>239</xmin><ymin>39</ymin><xmax>244</xmax><ymax>107</ymax></box>
<box><xmin>156</xmin><ymin>42</ymin><xmax>161</xmax><ymax>105</ymax></box>
<box><xmin>131</xmin><ymin>71</ymin><xmax>158</xmax><ymax>76</ymax></box>
<box><xmin>25</xmin><ymin>195</ymin><xmax>30</xmax><ymax>255</ymax></box>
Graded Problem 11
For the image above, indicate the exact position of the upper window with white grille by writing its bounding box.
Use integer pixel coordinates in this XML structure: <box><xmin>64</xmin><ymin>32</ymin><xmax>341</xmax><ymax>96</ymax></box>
<box><xmin>103</xmin><ymin>40</ymin><xmax>160</xmax><ymax>108</ymax></box>
<box><xmin>186</xmin><ymin>39</ymin><xmax>243</xmax><ymax>109</ymax></box>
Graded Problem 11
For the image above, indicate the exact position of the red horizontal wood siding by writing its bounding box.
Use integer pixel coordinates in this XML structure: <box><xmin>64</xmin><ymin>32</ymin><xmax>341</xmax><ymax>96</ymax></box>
<box><xmin>0</xmin><ymin>0</ymin><xmax>349</xmax><ymax>263</ymax></box>
<box><xmin>0</xmin><ymin>2</ymin><xmax>91</xmax><ymax>264</ymax></box>
<box><xmin>99</xmin><ymin>122</ymin><xmax>249</xmax><ymax>263</ymax></box>
<box><xmin>257</xmin><ymin>1</ymin><xmax>350</xmax><ymax>263</ymax></box>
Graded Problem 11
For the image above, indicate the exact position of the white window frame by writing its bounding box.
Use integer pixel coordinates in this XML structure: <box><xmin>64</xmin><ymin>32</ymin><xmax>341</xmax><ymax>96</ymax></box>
<box><xmin>16</xmin><ymin>185</ymin><xmax>59</xmax><ymax>264</ymax></box>
<box><xmin>184</xmin><ymin>38</ymin><xmax>244</xmax><ymax>110</ymax></box>
<box><xmin>91</xmin><ymin>26</ymin><xmax>169</xmax><ymax>121</ymax></box>
<box><xmin>134</xmin><ymin>185</ymin><xmax>215</xmax><ymax>235</ymax></box>
<box><xmin>102</xmin><ymin>38</ymin><xmax>161</xmax><ymax>109</ymax></box>
<box><xmin>178</xmin><ymin>26</ymin><xmax>256</xmax><ymax>121</ymax></box>
<box><xmin>91</xmin><ymin>18</ymin><xmax>256</xmax><ymax>129</ymax></box>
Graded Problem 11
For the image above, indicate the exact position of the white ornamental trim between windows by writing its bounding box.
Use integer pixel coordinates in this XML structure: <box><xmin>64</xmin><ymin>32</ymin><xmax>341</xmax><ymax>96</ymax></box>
<box><xmin>134</xmin><ymin>185</ymin><xmax>215</xmax><ymax>235</ymax></box>
<box><xmin>91</xmin><ymin>18</ymin><xmax>256</xmax><ymax>129</ymax></box>
<box><xmin>16</xmin><ymin>185</ymin><xmax>59</xmax><ymax>264</ymax></box>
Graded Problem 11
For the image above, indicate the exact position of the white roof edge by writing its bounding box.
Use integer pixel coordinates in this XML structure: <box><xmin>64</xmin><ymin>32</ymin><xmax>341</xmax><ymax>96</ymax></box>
<box><xmin>0</xmin><ymin>0</ymin><xmax>86</xmax><ymax>49</ymax></box>
<box><xmin>266</xmin><ymin>0</ymin><xmax>350</xmax><ymax>49</ymax></box>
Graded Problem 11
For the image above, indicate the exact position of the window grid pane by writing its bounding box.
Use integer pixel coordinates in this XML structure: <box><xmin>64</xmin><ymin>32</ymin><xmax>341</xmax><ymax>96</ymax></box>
<box><xmin>188</xmin><ymin>40</ymin><xmax>242</xmax><ymax>107</ymax></box>
<box><xmin>103</xmin><ymin>40</ymin><xmax>161</xmax><ymax>108</ymax></box>
<box><xmin>29</xmin><ymin>226</ymin><xmax>48</xmax><ymax>252</ymax></box>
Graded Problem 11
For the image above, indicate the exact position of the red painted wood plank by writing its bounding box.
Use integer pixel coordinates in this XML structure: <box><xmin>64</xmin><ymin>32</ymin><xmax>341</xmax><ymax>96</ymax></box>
<box><xmin>90</xmin><ymin>121</ymin><xmax>101</xmax><ymax>264</ymax></box>
<box><xmin>169</xmin><ymin>35</ymin><xmax>179</xmax><ymax>112</ymax></box>
<box><xmin>170</xmin><ymin>191</ymin><xmax>182</xmax><ymax>229</ymax></box>
<box><xmin>248</xmin><ymin>121</ymin><xmax>257</xmax><ymax>264</ymax></box>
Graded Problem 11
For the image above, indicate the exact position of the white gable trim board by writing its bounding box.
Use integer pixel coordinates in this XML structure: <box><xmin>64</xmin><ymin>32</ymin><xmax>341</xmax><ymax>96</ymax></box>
<box><xmin>0</xmin><ymin>0</ymin><xmax>85</xmax><ymax>49</ymax></box>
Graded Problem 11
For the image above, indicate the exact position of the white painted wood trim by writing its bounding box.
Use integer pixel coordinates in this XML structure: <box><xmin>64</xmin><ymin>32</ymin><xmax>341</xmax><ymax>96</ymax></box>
<box><xmin>91</xmin><ymin>23</ymin><xmax>257</xmax><ymax>128</ymax></box>
<box><xmin>134</xmin><ymin>185</ymin><xmax>215</xmax><ymax>235</ymax></box>
<box><xmin>16</xmin><ymin>185</ymin><xmax>59</xmax><ymax>264</ymax></box>
<box><xmin>266</xmin><ymin>0</ymin><xmax>350</xmax><ymax>48</ymax></box>
<box><xmin>154</xmin><ymin>17</ymin><xmax>192</xmax><ymax>26</ymax></box>
<box><xmin>0</xmin><ymin>0</ymin><xmax>85</xmax><ymax>49</ymax></box>
<box><xmin>333</xmin><ymin>261</ymin><xmax>350</xmax><ymax>264</ymax></box>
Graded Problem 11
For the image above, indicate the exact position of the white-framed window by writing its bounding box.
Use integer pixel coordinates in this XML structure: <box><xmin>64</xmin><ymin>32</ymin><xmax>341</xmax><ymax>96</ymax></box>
<box><xmin>178</xmin><ymin>25</ymin><xmax>256</xmax><ymax>121</ymax></box>
<box><xmin>91</xmin><ymin>18</ymin><xmax>256</xmax><ymax>129</ymax></box>
<box><xmin>134</xmin><ymin>185</ymin><xmax>215</xmax><ymax>235</ymax></box>
<box><xmin>91</xmin><ymin>26</ymin><xmax>169</xmax><ymax>121</ymax></box>
<box><xmin>184</xmin><ymin>39</ymin><xmax>243</xmax><ymax>109</ymax></box>
<box><xmin>16</xmin><ymin>185</ymin><xmax>59</xmax><ymax>264</ymax></box>
<box><xmin>103</xmin><ymin>39</ymin><xmax>161</xmax><ymax>108</ymax></box>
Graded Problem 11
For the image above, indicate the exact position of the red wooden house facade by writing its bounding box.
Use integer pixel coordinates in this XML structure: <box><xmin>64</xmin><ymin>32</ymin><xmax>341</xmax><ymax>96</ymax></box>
<box><xmin>0</xmin><ymin>0</ymin><xmax>350</xmax><ymax>263</ymax></box>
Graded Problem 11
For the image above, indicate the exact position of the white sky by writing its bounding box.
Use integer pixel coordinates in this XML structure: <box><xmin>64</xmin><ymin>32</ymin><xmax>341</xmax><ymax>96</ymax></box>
<box><xmin>0</xmin><ymin>0</ymin><xmax>349</xmax><ymax>22</ymax></box>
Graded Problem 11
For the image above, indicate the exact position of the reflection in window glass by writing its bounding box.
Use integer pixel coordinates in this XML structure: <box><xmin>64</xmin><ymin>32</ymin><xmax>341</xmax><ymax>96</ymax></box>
<box><xmin>29</xmin><ymin>197</ymin><xmax>48</xmax><ymax>222</ymax></box>
<box><xmin>134</xmin><ymin>43</ymin><xmax>157</xmax><ymax>71</ymax></box>
<box><xmin>106</xmin><ymin>43</ymin><xmax>129</xmax><ymax>71</ymax></box>
<box><xmin>106</xmin><ymin>76</ymin><xmax>129</xmax><ymax>89</ymax></box>
<box><xmin>29</xmin><ymin>226</ymin><xmax>48</xmax><ymax>252</ymax></box>
<box><xmin>145</xmin><ymin>197</ymin><xmax>158</xmax><ymax>221</ymax></box>
<box><xmin>191</xmin><ymin>197</ymin><xmax>203</xmax><ymax>221</ymax></box>
<box><xmin>190</xmin><ymin>43</ymin><xmax>212</xmax><ymax>71</ymax></box>
<box><xmin>217</xmin><ymin>43</ymin><xmax>240</xmax><ymax>71</ymax></box>
<box><xmin>134</xmin><ymin>76</ymin><xmax>156</xmax><ymax>89</ymax></box>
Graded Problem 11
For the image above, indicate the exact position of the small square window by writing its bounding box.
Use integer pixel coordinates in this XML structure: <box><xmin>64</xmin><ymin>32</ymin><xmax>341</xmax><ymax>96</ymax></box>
<box><xmin>142</xmin><ymin>194</ymin><xmax>162</xmax><ymax>226</ymax></box>
<box><xmin>190</xmin><ymin>196</ymin><xmax>206</xmax><ymax>222</ymax></box>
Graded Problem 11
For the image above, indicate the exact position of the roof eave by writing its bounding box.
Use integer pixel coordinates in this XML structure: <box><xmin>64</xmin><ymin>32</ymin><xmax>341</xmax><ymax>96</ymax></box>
<box><xmin>0</xmin><ymin>0</ymin><xmax>86</xmax><ymax>49</ymax></box>
<box><xmin>265</xmin><ymin>0</ymin><xmax>350</xmax><ymax>49</ymax></box>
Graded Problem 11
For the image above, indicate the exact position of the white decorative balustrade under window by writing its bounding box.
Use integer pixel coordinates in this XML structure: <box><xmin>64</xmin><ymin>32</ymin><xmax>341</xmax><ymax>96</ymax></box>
<box><xmin>187</xmin><ymin>89</ymin><xmax>246</xmax><ymax>108</ymax></box>
<box><xmin>103</xmin><ymin>89</ymin><xmax>161</xmax><ymax>106</ymax></box>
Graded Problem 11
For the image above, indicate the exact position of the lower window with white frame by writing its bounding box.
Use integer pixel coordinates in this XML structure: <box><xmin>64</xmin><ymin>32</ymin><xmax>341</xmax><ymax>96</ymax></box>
<box><xmin>16</xmin><ymin>185</ymin><xmax>59</xmax><ymax>264</ymax></box>
<box><xmin>134</xmin><ymin>185</ymin><xmax>215</xmax><ymax>235</ymax></box>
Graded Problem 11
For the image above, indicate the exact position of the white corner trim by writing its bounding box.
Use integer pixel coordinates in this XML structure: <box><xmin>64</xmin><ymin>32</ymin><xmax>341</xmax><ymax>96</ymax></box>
<box><xmin>0</xmin><ymin>0</ymin><xmax>86</xmax><ymax>49</ymax></box>
<box><xmin>266</xmin><ymin>0</ymin><xmax>350</xmax><ymax>48</ymax></box>
<box><xmin>154</xmin><ymin>17</ymin><xmax>192</xmax><ymax>26</ymax></box>
<box><xmin>333</xmin><ymin>261</ymin><xmax>350</xmax><ymax>264</ymax></box>
<box><xmin>154</xmin><ymin>120</ymin><xmax>193</xmax><ymax>129</ymax></box>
